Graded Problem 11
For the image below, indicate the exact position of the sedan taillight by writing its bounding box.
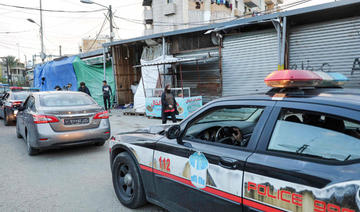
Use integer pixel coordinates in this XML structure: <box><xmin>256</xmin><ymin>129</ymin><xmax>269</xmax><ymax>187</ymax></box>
<box><xmin>33</xmin><ymin>114</ymin><xmax>59</xmax><ymax>124</ymax></box>
<box><xmin>93</xmin><ymin>111</ymin><xmax>109</xmax><ymax>119</ymax></box>
<box><xmin>11</xmin><ymin>101</ymin><xmax>22</xmax><ymax>107</ymax></box>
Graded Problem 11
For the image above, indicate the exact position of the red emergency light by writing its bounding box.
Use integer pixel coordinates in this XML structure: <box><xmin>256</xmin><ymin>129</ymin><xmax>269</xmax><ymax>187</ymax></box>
<box><xmin>264</xmin><ymin>70</ymin><xmax>322</xmax><ymax>88</ymax></box>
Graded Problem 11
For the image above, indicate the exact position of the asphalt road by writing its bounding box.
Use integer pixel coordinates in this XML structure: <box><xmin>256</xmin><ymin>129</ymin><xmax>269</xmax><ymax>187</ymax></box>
<box><xmin>0</xmin><ymin>115</ymin><xmax>165</xmax><ymax>212</ymax></box>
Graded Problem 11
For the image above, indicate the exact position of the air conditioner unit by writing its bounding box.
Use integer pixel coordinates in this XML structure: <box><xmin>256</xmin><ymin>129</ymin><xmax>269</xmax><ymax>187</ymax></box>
<box><xmin>142</xmin><ymin>0</ymin><xmax>152</xmax><ymax>6</ymax></box>
<box><xmin>164</xmin><ymin>3</ymin><xmax>176</xmax><ymax>16</ymax></box>
<box><xmin>244</xmin><ymin>0</ymin><xmax>258</xmax><ymax>8</ymax></box>
<box><xmin>144</xmin><ymin>9</ymin><xmax>153</xmax><ymax>24</ymax></box>
<box><xmin>233</xmin><ymin>8</ymin><xmax>240</xmax><ymax>17</ymax></box>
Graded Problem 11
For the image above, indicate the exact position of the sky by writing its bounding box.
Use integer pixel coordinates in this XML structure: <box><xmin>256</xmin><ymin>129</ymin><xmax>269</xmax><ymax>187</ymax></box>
<box><xmin>0</xmin><ymin>0</ymin><xmax>335</xmax><ymax>64</ymax></box>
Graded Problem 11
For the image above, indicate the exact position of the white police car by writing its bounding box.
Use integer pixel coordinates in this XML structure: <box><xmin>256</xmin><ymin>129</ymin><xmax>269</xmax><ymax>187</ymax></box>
<box><xmin>109</xmin><ymin>70</ymin><xmax>360</xmax><ymax>212</ymax></box>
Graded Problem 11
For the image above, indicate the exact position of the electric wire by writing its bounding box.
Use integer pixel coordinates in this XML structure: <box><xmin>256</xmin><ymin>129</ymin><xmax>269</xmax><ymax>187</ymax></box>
<box><xmin>0</xmin><ymin>2</ymin><xmax>106</xmax><ymax>13</ymax></box>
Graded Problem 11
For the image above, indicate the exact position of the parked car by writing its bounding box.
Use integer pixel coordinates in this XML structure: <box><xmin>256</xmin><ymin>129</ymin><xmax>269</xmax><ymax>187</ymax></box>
<box><xmin>0</xmin><ymin>91</ymin><xmax>31</xmax><ymax>126</ymax></box>
<box><xmin>109</xmin><ymin>70</ymin><xmax>360</xmax><ymax>212</ymax></box>
<box><xmin>0</xmin><ymin>83</ymin><xmax>9</xmax><ymax>98</ymax></box>
<box><xmin>16</xmin><ymin>91</ymin><xmax>111</xmax><ymax>155</ymax></box>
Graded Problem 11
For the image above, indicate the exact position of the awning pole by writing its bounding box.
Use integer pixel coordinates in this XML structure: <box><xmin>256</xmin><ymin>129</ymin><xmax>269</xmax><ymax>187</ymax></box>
<box><xmin>281</xmin><ymin>16</ymin><xmax>287</xmax><ymax>70</ymax></box>
<box><xmin>157</xmin><ymin>65</ymin><xmax>163</xmax><ymax>88</ymax></box>
<box><xmin>103</xmin><ymin>47</ymin><xmax>106</xmax><ymax>80</ymax></box>
<box><xmin>179</xmin><ymin>63</ymin><xmax>184</xmax><ymax>98</ymax></box>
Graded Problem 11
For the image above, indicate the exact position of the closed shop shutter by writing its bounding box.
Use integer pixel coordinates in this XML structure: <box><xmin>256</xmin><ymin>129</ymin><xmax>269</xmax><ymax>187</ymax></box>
<box><xmin>289</xmin><ymin>16</ymin><xmax>360</xmax><ymax>88</ymax></box>
<box><xmin>222</xmin><ymin>29</ymin><xmax>279</xmax><ymax>96</ymax></box>
<box><xmin>175</xmin><ymin>48</ymin><xmax>220</xmax><ymax>103</ymax></box>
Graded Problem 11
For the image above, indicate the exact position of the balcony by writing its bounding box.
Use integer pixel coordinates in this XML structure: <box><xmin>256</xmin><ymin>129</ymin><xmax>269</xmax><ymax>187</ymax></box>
<box><xmin>164</xmin><ymin>3</ymin><xmax>176</xmax><ymax>16</ymax></box>
<box><xmin>244</xmin><ymin>0</ymin><xmax>259</xmax><ymax>8</ymax></box>
<box><xmin>144</xmin><ymin>9</ymin><xmax>153</xmax><ymax>24</ymax></box>
<box><xmin>142</xmin><ymin>0</ymin><xmax>152</xmax><ymax>6</ymax></box>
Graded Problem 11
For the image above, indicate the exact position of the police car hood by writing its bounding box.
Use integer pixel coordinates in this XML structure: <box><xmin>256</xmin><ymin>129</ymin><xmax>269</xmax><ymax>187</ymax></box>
<box><xmin>134</xmin><ymin>123</ymin><xmax>175</xmax><ymax>134</ymax></box>
<box><xmin>118</xmin><ymin>123</ymin><xmax>175</xmax><ymax>135</ymax></box>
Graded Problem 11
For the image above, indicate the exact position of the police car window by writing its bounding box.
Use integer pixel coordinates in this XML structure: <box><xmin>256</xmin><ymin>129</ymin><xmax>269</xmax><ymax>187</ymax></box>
<box><xmin>268</xmin><ymin>109</ymin><xmax>360</xmax><ymax>161</ymax></box>
<box><xmin>184</xmin><ymin>106</ymin><xmax>264</xmax><ymax>147</ymax></box>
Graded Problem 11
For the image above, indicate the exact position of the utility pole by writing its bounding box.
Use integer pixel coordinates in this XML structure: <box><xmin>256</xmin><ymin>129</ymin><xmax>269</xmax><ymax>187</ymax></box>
<box><xmin>39</xmin><ymin>0</ymin><xmax>45</xmax><ymax>62</ymax></box>
<box><xmin>59</xmin><ymin>45</ymin><xmax>62</xmax><ymax>56</ymax></box>
<box><xmin>109</xmin><ymin>5</ymin><xmax>113</xmax><ymax>42</ymax></box>
<box><xmin>6</xmin><ymin>58</ymin><xmax>10</xmax><ymax>84</ymax></box>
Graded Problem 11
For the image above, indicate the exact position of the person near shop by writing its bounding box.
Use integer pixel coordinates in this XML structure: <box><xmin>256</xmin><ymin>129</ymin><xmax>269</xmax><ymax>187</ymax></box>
<box><xmin>78</xmin><ymin>82</ymin><xmax>91</xmax><ymax>96</ymax></box>
<box><xmin>54</xmin><ymin>85</ymin><xmax>62</xmax><ymax>91</ymax></box>
<box><xmin>161</xmin><ymin>84</ymin><xmax>177</xmax><ymax>124</ymax></box>
<box><xmin>102</xmin><ymin>80</ymin><xmax>112</xmax><ymax>111</ymax></box>
<box><xmin>64</xmin><ymin>82</ymin><xmax>72</xmax><ymax>91</ymax></box>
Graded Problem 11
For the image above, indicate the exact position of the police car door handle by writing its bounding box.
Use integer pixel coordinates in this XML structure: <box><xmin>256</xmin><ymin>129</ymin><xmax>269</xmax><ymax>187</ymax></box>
<box><xmin>219</xmin><ymin>157</ymin><xmax>238</xmax><ymax>169</ymax></box>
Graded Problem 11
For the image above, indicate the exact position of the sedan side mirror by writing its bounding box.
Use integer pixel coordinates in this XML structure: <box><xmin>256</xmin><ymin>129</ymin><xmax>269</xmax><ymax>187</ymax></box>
<box><xmin>18</xmin><ymin>106</ymin><xmax>25</xmax><ymax>111</ymax></box>
<box><xmin>166</xmin><ymin>125</ymin><xmax>181</xmax><ymax>140</ymax></box>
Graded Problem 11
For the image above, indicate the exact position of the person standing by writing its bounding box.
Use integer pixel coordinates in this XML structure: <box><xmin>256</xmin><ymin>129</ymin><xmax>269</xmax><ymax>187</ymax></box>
<box><xmin>161</xmin><ymin>84</ymin><xmax>177</xmax><ymax>124</ymax></box>
<box><xmin>78</xmin><ymin>82</ymin><xmax>91</xmax><ymax>96</ymax></box>
<box><xmin>102</xmin><ymin>80</ymin><xmax>112</xmax><ymax>111</ymax></box>
<box><xmin>64</xmin><ymin>82</ymin><xmax>72</xmax><ymax>91</ymax></box>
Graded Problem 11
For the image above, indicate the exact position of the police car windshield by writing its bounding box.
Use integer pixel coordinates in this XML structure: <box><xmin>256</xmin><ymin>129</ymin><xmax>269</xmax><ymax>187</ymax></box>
<box><xmin>197</xmin><ymin>107</ymin><xmax>260</xmax><ymax>123</ymax></box>
<box><xmin>12</xmin><ymin>92</ymin><xmax>30</xmax><ymax>101</ymax></box>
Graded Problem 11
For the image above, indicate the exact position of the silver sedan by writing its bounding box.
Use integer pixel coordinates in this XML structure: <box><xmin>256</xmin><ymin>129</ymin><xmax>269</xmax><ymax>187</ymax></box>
<box><xmin>16</xmin><ymin>91</ymin><xmax>111</xmax><ymax>155</ymax></box>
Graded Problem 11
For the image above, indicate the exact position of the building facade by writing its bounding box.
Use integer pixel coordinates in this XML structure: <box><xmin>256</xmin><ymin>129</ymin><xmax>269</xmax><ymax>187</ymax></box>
<box><xmin>143</xmin><ymin>0</ymin><xmax>282</xmax><ymax>35</ymax></box>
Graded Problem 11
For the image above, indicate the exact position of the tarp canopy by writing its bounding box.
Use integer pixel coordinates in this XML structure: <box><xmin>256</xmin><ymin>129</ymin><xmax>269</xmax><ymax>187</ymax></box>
<box><xmin>33</xmin><ymin>56</ymin><xmax>115</xmax><ymax>108</ymax></box>
<box><xmin>34</xmin><ymin>56</ymin><xmax>77</xmax><ymax>91</ymax></box>
<box><xmin>72</xmin><ymin>56</ymin><xmax>115</xmax><ymax>108</ymax></box>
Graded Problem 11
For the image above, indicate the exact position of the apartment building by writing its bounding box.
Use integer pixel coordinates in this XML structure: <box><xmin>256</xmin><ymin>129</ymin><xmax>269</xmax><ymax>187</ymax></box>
<box><xmin>143</xmin><ymin>0</ymin><xmax>283</xmax><ymax>35</ymax></box>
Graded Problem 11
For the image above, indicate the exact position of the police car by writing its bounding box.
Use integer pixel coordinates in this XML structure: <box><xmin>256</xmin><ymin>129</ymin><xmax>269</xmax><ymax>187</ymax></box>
<box><xmin>0</xmin><ymin>90</ymin><xmax>31</xmax><ymax>126</ymax></box>
<box><xmin>109</xmin><ymin>70</ymin><xmax>360</xmax><ymax>212</ymax></box>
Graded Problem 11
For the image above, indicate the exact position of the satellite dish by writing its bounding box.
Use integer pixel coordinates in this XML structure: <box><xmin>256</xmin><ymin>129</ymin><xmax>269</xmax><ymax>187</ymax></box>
<box><xmin>210</xmin><ymin>32</ymin><xmax>219</xmax><ymax>45</ymax></box>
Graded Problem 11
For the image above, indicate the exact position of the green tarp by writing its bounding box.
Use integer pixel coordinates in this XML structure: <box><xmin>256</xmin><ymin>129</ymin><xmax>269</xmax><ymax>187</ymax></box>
<box><xmin>72</xmin><ymin>56</ymin><xmax>115</xmax><ymax>108</ymax></box>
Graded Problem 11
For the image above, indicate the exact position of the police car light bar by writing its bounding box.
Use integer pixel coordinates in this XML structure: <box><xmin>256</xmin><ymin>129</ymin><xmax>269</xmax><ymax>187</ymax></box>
<box><xmin>264</xmin><ymin>70</ymin><xmax>348</xmax><ymax>88</ymax></box>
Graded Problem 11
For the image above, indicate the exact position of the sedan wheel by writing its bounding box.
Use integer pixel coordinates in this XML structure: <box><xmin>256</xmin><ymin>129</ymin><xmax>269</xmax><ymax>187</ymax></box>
<box><xmin>25</xmin><ymin>131</ymin><xmax>39</xmax><ymax>156</ymax></box>
<box><xmin>112</xmin><ymin>152</ymin><xmax>146</xmax><ymax>208</ymax></box>
<box><xmin>16</xmin><ymin>122</ymin><xmax>22</xmax><ymax>138</ymax></box>
<box><xmin>4</xmin><ymin>111</ymin><xmax>10</xmax><ymax>126</ymax></box>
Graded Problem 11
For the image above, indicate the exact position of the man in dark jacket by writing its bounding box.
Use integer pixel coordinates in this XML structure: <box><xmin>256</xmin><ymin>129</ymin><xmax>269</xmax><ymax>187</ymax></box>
<box><xmin>161</xmin><ymin>84</ymin><xmax>177</xmax><ymax>124</ymax></box>
<box><xmin>102</xmin><ymin>80</ymin><xmax>112</xmax><ymax>111</ymax></box>
<box><xmin>78</xmin><ymin>82</ymin><xmax>91</xmax><ymax>96</ymax></box>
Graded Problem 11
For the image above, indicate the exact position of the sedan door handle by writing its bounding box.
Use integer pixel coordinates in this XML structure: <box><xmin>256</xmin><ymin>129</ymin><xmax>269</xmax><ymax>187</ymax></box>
<box><xmin>219</xmin><ymin>157</ymin><xmax>238</xmax><ymax>169</ymax></box>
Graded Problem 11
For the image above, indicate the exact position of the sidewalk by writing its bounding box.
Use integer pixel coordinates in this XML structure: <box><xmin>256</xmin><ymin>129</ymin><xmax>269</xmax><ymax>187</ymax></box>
<box><xmin>109</xmin><ymin>109</ymin><xmax>163</xmax><ymax>134</ymax></box>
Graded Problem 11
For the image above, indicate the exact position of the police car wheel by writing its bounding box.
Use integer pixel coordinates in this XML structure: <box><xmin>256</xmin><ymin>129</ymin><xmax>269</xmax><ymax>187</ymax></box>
<box><xmin>112</xmin><ymin>152</ymin><xmax>146</xmax><ymax>209</ymax></box>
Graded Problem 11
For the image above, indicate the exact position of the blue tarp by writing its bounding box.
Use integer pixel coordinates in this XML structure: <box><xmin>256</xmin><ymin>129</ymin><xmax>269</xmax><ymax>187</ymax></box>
<box><xmin>33</xmin><ymin>56</ymin><xmax>77</xmax><ymax>91</ymax></box>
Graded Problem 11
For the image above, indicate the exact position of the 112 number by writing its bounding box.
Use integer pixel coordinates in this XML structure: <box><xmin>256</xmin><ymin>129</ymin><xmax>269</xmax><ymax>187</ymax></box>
<box><xmin>159</xmin><ymin>157</ymin><xmax>170</xmax><ymax>172</ymax></box>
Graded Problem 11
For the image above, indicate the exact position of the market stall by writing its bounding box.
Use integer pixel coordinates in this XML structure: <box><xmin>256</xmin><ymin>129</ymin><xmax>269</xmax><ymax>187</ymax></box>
<box><xmin>145</xmin><ymin>87</ymin><xmax>202</xmax><ymax>119</ymax></box>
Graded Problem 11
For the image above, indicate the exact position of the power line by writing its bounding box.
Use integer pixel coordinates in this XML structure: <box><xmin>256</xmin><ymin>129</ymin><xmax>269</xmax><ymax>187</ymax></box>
<box><xmin>88</xmin><ymin>16</ymin><xmax>108</xmax><ymax>50</ymax></box>
<box><xmin>0</xmin><ymin>3</ymin><xmax>106</xmax><ymax>13</ymax></box>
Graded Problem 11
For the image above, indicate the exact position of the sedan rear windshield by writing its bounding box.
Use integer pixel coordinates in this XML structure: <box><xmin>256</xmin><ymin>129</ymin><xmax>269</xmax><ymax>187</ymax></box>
<box><xmin>12</xmin><ymin>92</ymin><xmax>30</xmax><ymax>100</ymax></box>
<box><xmin>40</xmin><ymin>94</ymin><xmax>95</xmax><ymax>107</ymax></box>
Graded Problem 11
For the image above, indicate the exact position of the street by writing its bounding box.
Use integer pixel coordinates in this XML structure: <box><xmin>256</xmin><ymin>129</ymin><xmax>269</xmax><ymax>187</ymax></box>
<box><xmin>0</xmin><ymin>112</ymin><xmax>165</xmax><ymax>212</ymax></box>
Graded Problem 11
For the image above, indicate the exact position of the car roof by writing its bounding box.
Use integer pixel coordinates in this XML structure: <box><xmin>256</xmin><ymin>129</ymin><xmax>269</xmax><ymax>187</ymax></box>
<box><xmin>211</xmin><ymin>88</ymin><xmax>360</xmax><ymax>112</ymax></box>
<box><xmin>32</xmin><ymin>91</ymin><xmax>85</xmax><ymax>95</ymax></box>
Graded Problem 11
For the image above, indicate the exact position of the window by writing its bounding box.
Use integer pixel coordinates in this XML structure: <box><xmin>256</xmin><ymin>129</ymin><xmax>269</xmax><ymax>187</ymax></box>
<box><xmin>268</xmin><ymin>109</ymin><xmax>360</xmax><ymax>161</ymax></box>
<box><xmin>235</xmin><ymin>0</ymin><xmax>238</xmax><ymax>8</ymax></box>
<box><xmin>12</xmin><ymin>92</ymin><xmax>30</xmax><ymax>101</ymax></box>
<box><xmin>167</xmin><ymin>0</ymin><xmax>173</xmax><ymax>3</ymax></box>
<box><xmin>184</xmin><ymin>106</ymin><xmax>264</xmax><ymax>147</ymax></box>
<box><xmin>25</xmin><ymin>97</ymin><xmax>35</xmax><ymax>111</ymax></box>
<box><xmin>40</xmin><ymin>93</ymin><xmax>96</xmax><ymax>107</ymax></box>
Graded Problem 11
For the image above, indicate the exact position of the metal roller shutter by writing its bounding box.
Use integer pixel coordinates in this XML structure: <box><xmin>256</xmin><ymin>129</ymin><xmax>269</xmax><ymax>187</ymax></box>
<box><xmin>222</xmin><ymin>29</ymin><xmax>279</xmax><ymax>96</ymax></box>
<box><xmin>289</xmin><ymin>16</ymin><xmax>360</xmax><ymax>88</ymax></box>
<box><xmin>175</xmin><ymin>48</ymin><xmax>220</xmax><ymax>103</ymax></box>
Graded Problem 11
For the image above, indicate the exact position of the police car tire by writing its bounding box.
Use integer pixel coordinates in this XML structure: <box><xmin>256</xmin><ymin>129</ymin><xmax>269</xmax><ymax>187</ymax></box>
<box><xmin>112</xmin><ymin>152</ymin><xmax>147</xmax><ymax>209</ymax></box>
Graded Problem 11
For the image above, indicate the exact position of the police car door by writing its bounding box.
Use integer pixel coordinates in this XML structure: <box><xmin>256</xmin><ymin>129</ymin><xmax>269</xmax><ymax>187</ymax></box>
<box><xmin>153</xmin><ymin>100</ymin><xmax>274</xmax><ymax>212</ymax></box>
<box><xmin>243</xmin><ymin>102</ymin><xmax>360</xmax><ymax>212</ymax></box>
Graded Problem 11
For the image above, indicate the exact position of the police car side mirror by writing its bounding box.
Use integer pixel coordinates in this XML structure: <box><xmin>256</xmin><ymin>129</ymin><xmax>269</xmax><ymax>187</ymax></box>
<box><xmin>166</xmin><ymin>125</ymin><xmax>181</xmax><ymax>140</ymax></box>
